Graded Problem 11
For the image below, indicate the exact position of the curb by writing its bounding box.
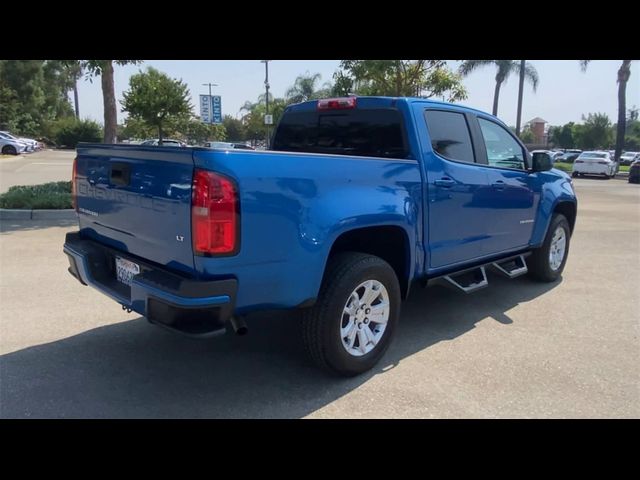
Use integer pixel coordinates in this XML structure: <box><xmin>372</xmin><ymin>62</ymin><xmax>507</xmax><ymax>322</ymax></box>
<box><xmin>0</xmin><ymin>209</ymin><xmax>76</xmax><ymax>220</ymax></box>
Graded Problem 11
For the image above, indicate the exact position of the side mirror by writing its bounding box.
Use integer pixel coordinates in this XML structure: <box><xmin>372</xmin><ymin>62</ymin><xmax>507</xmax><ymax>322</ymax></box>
<box><xmin>531</xmin><ymin>152</ymin><xmax>553</xmax><ymax>172</ymax></box>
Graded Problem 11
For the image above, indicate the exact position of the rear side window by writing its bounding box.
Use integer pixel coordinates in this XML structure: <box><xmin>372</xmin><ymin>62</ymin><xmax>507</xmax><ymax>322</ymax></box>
<box><xmin>424</xmin><ymin>110</ymin><xmax>475</xmax><ymax>163</ymax></box>
<box><xmin>272</xmin><ymin>109</ymin><xmax>408</xmax><ymax>159</ymax></box>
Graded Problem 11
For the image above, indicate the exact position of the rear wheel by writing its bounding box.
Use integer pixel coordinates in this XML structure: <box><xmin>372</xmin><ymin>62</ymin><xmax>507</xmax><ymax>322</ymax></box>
<box><xmin>527</xmin><ymin>214</ymin><xmax>571</xmax><ymax>282</ymax></box>
<box><xmin>302</xmin><ymin>252</ymin><xmax>401</xmax><ymax>376</ymax></box>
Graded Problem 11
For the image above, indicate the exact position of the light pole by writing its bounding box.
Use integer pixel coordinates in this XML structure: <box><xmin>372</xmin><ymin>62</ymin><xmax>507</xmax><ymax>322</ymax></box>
<box><xmin>261</xmin><ymin>60</ymin><xmax>270</xmax><ymax>148</ymax></box>
<box><xmin>515</xmin><ymin>60</ymin><xmax>526</xmax><ymax>137</ymax></box>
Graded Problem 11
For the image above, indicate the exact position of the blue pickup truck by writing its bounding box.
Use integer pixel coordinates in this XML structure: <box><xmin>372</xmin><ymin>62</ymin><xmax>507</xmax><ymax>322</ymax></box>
<box><xmin>64</xmin><ymin>96</ymin><xmax>577</xmax><ymax>376</ymax></box>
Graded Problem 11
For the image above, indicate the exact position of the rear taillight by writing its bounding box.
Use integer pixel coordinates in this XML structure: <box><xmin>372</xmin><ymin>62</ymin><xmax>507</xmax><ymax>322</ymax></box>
<box><xmin>317</xmin><ymin>97</ymin><xmax>357</xmax><ymax>110</ymax></box>
<box><xmin>597</xmin><ymin>161</ymin><xmax>608</xmax><ymax>165</ymax></box>
<box><xmin>192</xmin><ymin>169</ymin><xmax>239</xmax><ymax>256</ymax></box>
<box><xmin>575</xmin><ymin>160</ymin><xmax>583</xmax><ymax>163</ymax></box>
<box><xmin>71</xmin><ymin>156</ymin><xmax>78</xmax><ymax>212</ymax></box>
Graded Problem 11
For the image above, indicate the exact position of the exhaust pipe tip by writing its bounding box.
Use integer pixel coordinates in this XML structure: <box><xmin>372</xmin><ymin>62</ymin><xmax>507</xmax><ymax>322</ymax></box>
<box><xmin>229</xmin><ymin>316</ymin><xmax>248</xmax><ymax>336</ymax></box>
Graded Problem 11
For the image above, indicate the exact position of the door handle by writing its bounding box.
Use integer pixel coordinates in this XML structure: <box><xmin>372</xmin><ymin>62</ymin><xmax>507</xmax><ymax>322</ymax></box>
<box><xmin>434</xmin><ymin>177</ymin><xmax>455</xmax><ymax>188</ymax></box>
<box><xmin>492</xmin><ymin>180</ymin><xmax>505</xmax><ymax>190</ymax></box>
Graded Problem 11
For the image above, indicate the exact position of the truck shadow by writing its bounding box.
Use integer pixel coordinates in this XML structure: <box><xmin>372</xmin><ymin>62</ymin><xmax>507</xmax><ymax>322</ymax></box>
<box><xmin>0</xmin><ymin>273</ymin><xmax>560</xmax><ymax>418</ymax></box>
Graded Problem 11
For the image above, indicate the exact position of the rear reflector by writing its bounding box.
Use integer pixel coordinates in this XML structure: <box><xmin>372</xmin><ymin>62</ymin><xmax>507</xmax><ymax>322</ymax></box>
<box><xmin>317</xmin><ymin>97</ymin><xmax>357</xmax><ymax>110</ymax></box>
<box><xmin>192</xmin><ymin>169</ymin><xmax>239</xmax><ymax>256</ymax></box>
<box><xmin>71</xmin><ymin>157</ymin><xmax>78</xmax><ymax>212</ymax></box>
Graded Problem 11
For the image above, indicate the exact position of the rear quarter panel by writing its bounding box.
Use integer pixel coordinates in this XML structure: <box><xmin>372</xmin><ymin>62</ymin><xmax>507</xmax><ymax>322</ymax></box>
<box><xmin>192</xmin><ymin>149</ymin><xmax>423</xmax><ymax>312</ymax></box>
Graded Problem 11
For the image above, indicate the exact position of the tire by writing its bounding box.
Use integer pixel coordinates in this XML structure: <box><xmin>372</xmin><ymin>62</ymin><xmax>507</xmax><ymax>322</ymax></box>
<box><xmin>302</xmin><ymin>252</ymin><xmax>401</xmax><ymax>376</ymax></box>
<box><xmin>527</xmin><ymin>213</ymin><xmax>571</xmax><ymax>282</ymax></box>
<box><xmin>571</xmin><ymin>172</ymin><xmax>578</xmax><ymax>178</ymax></box>
<box><xmin>2</xmin><ymin>145</ymin><xmax>17</xmax><ymax>155</ymax></box>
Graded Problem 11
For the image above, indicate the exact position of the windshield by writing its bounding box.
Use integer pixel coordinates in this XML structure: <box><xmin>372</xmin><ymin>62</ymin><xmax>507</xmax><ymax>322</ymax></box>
<box><xmin>580</xmin><ymin>152</ymin><xmax>607</xmax><ymax>159</ymax></box>
<box><xmin>0</xmin><ymin>132</ymin><xmax>18</xmax><ymax>140</ymax></box>
<box><xmin>273</xmin><ymin>108</ymin><xmax>408</xmax><ymax>159</ymax></box>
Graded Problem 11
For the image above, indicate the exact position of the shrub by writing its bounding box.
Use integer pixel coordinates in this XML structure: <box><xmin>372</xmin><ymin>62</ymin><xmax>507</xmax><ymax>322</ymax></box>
<box><xmin>53</xmin><ymin>118</ymin><xmax>102</xmax><ymax>148</ymax></box>
<box><xmin>0</xmin><ymin>181</ymin><xmax>72</xmax><ymax>209</ymax></box>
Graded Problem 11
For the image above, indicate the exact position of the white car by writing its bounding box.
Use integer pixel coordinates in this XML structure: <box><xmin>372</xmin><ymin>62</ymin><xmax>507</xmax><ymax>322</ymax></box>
<box><xmin>0</xmin><ymin>137</ymin><xmax>28</xmax><ymax>155</ymax></box>
<box><xmin>572</xmin><ymin>151</ymin><xmax>618</xmax><ymax>178</ymax></box>
<box><xmin>0</xmin><ymin>131</ymin><xmax>37</xmax><ymax>152</ymax></box>
<box><xmin>620</xmin><ymin>152</ymin><xmax>639</xmax><ymax>166</ymax></box>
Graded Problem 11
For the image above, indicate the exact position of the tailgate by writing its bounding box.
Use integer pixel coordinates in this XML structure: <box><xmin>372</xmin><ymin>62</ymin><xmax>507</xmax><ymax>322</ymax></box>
<box><xmin>75</xmin><ymin>145</ymin><xmax>195</xmax><ymax>275</ymax></box>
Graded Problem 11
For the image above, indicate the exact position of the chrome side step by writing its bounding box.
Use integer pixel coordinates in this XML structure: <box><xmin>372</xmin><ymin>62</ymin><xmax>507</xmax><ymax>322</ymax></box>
<box><xmin>491</xmin><ymin>255</ymin><xmax>528</xmax><ymax>279</ymax></box>
<box><xmin>442</xmin><ymin>266</ymin><xmax>488</xmax><ymax>294</ymax></box>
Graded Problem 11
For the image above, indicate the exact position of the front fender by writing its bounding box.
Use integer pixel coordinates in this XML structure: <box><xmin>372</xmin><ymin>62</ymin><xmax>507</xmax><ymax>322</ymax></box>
<box><xmin>530</xmin><ymin>171</ymin><xmax>577</xmax><ymax>247</ymax></box>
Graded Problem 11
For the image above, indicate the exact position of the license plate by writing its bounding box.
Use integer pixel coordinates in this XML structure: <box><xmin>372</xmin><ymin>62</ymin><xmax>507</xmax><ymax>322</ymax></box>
<box><xmin>115</xmin><ymin>256</ymin><xmax>140</xmax><ymax>286</ymax></box>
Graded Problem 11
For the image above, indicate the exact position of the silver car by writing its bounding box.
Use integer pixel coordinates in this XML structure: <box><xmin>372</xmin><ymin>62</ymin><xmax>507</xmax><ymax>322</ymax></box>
<box><xmin>0</xmin><ymin>131</ymin><xmax>37</xmax><ymax>152</ymax></box>
<box><xmin>0</xmin><ymin>136</ymin><xmax>28</xmax><ymax>155</ymax></box>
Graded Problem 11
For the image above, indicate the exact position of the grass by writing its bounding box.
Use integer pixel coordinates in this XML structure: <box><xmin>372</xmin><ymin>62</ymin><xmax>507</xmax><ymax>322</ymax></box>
<box><xmin>0</xmin><ymin>181</ymin><xmax>72</xmax><ymax>209</ymax></box>
<box><xmin>554</xmin><ymin>162</ymin><xmax>573</xmax><ymax>172</ymax></box>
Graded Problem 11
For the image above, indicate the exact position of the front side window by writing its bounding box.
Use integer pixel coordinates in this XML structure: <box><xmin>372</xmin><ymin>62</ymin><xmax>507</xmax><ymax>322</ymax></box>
<box><xmin>478</xmin><ymin>118</ymin><xmax>525</xmax><ymax>170</ymax></box>
<box><xmin>424</xmin><ymin>110</ymin><xmax>475</xmax><ymax>163</ymax></box>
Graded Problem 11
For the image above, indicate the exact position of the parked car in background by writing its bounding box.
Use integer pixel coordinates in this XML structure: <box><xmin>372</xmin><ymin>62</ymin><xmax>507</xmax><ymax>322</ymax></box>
<box><xmin>0</xmin><ymin>136</ymin><xmax>28</xmax><ymax>155</ymax></box>
<box><xmin>203</xmin><ymin>141</ymin><xmax>255</xmax><ymax>150</ymax></box>
<box><xmin>572</xmin><ymin>151</ymin><xmax>617</xmax><ymax>178</ymax></box>
<box><xmin>0</xmin><ymin>131</ymin><xmax>37</xmax><ymax>152</ymax></box>
<box><xmin>628</xmin><ymin>158</ymin><xmax>640</xmax><ymax>184</ymax></box>
<box><xmin>140</xmin><ymin>139</ymin><xmax>187</xmax><ymax>147</ymax></box>
<box><xmin>230</xmin><ymin>143</ymin><xmax>255</xmax><ymax>150</ymax></box>
<box><xmin>559</xmin><ymin>149</ymin><xmax>582</xmax><ymax>163</ymax></box>
<box><xmin>620</xmin><ymin>152</ymin><xmax>640</xmax><ymax>166</ymax></box>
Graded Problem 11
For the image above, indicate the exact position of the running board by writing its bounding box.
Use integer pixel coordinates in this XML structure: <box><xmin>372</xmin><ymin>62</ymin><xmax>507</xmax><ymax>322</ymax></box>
<box><xmin>442</xmin><ymin>266</ymin><xmax>488</xmax><ymax>294</ymax></box>
<box><xmin>427</xmin><ymin>252</ymin><xmax>532</xmax><ymax>294</ymax></box>
<box><xmin>491</xmin><ymin>254</ymin><xmax>528</xmax><ymax>279</ymax></box>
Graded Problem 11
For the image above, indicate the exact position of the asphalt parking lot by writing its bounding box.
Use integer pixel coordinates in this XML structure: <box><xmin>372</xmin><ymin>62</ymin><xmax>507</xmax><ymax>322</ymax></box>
<box><xmin>0</xmin><ymin>150</ymin><xmax>75</xmax><ymax>193</ymax></box>
<box><xmin>0</xmin><ymin>177</ymin><xmax>638</xmax><ymax>418</ymax></box>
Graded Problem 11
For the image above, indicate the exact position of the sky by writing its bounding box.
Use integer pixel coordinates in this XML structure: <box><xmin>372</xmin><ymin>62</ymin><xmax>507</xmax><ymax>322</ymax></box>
<box><xmin>73</xmin><ymin>60</ymin><xmax>639</xmax><ymax>128</ymax></box>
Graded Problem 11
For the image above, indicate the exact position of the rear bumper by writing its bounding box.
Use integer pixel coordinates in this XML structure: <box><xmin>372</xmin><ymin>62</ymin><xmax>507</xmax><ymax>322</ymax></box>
<box><xmin>572</xmin><ymin>164</ymin><xmax>611</xmax><ymax>175</ymax></box>
<box><xmin>63</xmin><ymin>232</ymin><xmax>237</xmax><ymax>337</ymax></box>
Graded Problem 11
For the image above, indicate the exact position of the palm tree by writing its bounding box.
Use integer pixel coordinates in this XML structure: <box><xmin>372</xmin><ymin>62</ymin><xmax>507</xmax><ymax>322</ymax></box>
<box><xmin>459</xmin><ymin>60</ymin><xmax>539</xmax><ymax>116</ymax></box>
<box><xmin>285</xmin><ymin>72</ymin><xmax>324</xmax><ymax>104</ymax></box>
<box><xmin>580</xmin><ymin>60</ymin><xmax>633</xmax><ymax>162</ymax></box>
<box><xmin>82</xmin><ymin>60</ymin><xmax>141</xmax><ymax>143</ymax></box>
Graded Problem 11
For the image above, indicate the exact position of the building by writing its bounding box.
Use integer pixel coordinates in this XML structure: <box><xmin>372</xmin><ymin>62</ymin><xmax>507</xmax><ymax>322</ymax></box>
<box><xmin>526</xmin><ymin>117</ymin><xmax>549</xmax><ymax>145</ymax></box>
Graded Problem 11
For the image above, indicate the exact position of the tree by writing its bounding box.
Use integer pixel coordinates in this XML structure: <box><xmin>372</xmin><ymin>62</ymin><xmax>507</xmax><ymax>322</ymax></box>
<box><xmin>171</xmin><ymin>117</ymin><xmax>226</xmax><ymax>145</ymax></box>
<box><xmin>549</xmin><ymin>122</ymin><xmax>576</xmax><ymax>148</ymax></box>
<box><xmin>82</xmin><ymin>60</ymin><xmax>142</xmax><ymax>143</ymax></box>
<box><xmin>624</xmin><ymin>117</ymin><xmax>640</xmax><ymax>150</ymax></box>
<box><xmin>575</xmin><ymin>113</ymin><xmax>613</xmax><ymax>149</ymax></box>
<box><xmin>61</xmin><ymin>61</ymin><xmax>83</xmax><ymax>118</ymax></box>
<box><xmin>121</xmin><ymin>67</ymin><xmax>192</xmax><ymax>144</ymax></box>
<box><xmin>240</xmin><ymin>93</ymin><xmax>287</xmax><ymax>144</ymax></box>
<box><xmin>458</xmin><ymin>60</ymin><xmax>539</xmax><ymax>116</ymax></box>
<box><xmin>119</xmin><ymin>117</ymin><xmax>156</xmax><ymax>141</ymax></box>
<box><xmin>222</xmin><ymin>115</ymin><xmax>246</xmax><ymax>141</ymax></box>
<box><xmin>580</xmin><ymin>60</ymin><xmax>633</xmax><ymax>161</ymax></box>
<box><xmin>285</xmin><ymin>72</ymin><xmax>331</xmax><ymax>104</ymax></box>
<box><xmin>331</xmin><ymin>60</ymin><xmax>467</xmax><ymax>101</ymax></box>
<box><xmin>0</xmin><ymin>60</ymin><xmax>75</xmax><ymax>135</ymax></box>
<box><xmin>519</xmin><ymin>127</ymin><xmax>536</xmax><ymax>144</ymax></box>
